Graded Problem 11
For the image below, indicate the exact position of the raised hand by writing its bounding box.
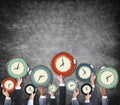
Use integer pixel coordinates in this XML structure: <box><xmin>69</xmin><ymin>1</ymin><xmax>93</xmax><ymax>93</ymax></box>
<box><xmin>16</xmin><ymin>78</ymin><xmax>22</xmax><ymax>87</ymax></box>
<box><xmin>48</xmin><ymin>91</ymin><xmax>55</xmax><ymax>97</ymax></box>
<box><xmin>72</xmin><ymin>88</ymin><xmax>79</xmax><ymax>98</ymax></box>
<box><xmin>2</xmin><ymin>89</ymin><xmax>9</xmax><ymax>98</ymax></box>
<box><xmin>85</xmin><ymin>93</ymin><xmax>91</xmax><ymax>100</ymax></box>
<box><xmin>38</xmin><ymin>86</ymin><xmax>45</xmax><ymax>96</ymax></box>
<box><xmin>58</xmin><ymin>74</ymin><xmax>64</xmax><ymax>84</ymax></box>
<box><xmin>29</xmin><ymin>92</ymin><xmax>36</xmax><ymax>100</ymax></box>
<box><xmin>99</xmin><ymin>87</ymin><xmax>107</xmax><ymax>96</ymax></box>
<box><xmin>90</xmin><ymin>73</ymin><xmax>96</xmax><ymax>85</ymax></box>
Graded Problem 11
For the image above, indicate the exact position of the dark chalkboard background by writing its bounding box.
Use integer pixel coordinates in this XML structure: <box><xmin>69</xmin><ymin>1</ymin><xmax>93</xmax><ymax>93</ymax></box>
<box><xmin>0</xmin><ymin>0</ymin><xmax>120</xmax><ymax>105</ymax></box>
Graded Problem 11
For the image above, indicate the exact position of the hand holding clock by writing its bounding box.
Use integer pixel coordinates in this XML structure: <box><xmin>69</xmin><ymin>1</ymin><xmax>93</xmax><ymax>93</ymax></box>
<box><xmin>85</xmin><ymin>93</ymin><xmax>91</xmax><ymax>100</ymax></box>
<box><xmin>72</xmin><ymin>88</ymin><xmax>79</xmax><ymax>98</ymax></box>
<box><xmin>58</xmin><ymin>74</ymin><xmax>65</xmax><ymax>84</ymax></box>
<box><xmin>16</xmin><ymin>78</ymin><xmax>22</xmax><ymax>87</ymax></box>
<box><xmin>99</xmin><ymin>87</ymin><xmax>107</xmax><ymax>96</ymax></box>
<box><xmin>90</xmin><ymin>73</ymin><xmax>96</xmax><ymax>85</ymax></box>
<box><xmin>2</xmin><ymin>89</ymin><xmax>10</xmax><ymax>98</ymax></box>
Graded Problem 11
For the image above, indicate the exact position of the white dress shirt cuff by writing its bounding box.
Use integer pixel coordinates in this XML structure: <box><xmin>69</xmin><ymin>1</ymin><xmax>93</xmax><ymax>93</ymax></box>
<box><xmin>40</xmin><ymin>96</ymin><xmax>46</xmax><ymax>98</ymax></box>
<box><xmin>102</xmin><ymin>96</ymin><xmax>108</xmax><ymax>99</ymax></box>
<box><xmin>72</xmin><ymin>97</ymin><xmax>77</xmax><ymax>100</ymax></box>
<box><xmin>85</xmin><ymin>99</ymin><xmax>90</xmax><ymax>103</ymax></box>
<box><xmin>5</xmin><ymin>97</ymin><xmax>11</xmax><ymax>100</ymax></box>
<box><xmin>50</xmin><ymin>96</ymin><xmax>55</xmax><ymax>99</ymax></box>
<box><xmin>59</xmin><ymin>83</ymin><xmax>65</xmax><ymax>86</ymax></box>
<box><xmin>15</xmin><ymin>86</ymin><xmax>21</xmax><ymax>90</ymax></box>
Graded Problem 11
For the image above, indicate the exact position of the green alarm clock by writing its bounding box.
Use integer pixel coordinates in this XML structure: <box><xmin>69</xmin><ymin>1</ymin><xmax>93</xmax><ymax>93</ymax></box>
<box><xmin>30</xmin><ymin>66</ymin><xmax>52</xmax><ymax>87</ymax></box>
<box><xmin>66</xmin><ymin>79</ymin><xmax>78</xmax><ymax>92</ymax></box>
<box><xmin>48</xmin><ymin>83</ymin><xmax>58</xmax><ymax>93</ymax></box>
<box><xmin>97</xmin><ymin>67</ymin><xmax>119</xmax><ymax>89</ymax></box>
<box><xmin>7</xmin><ymin>58</ymin><xmax>28</xmax><ymax>78</ymax></box>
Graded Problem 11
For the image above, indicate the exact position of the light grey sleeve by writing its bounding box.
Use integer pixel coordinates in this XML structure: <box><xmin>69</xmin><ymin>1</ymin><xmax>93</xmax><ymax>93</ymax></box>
<box><xmin>27</xmin><ymin>99</ymin><xmax>34</xmax><ymax>105</ymax></box>
<box><xmin>72</xmin><ymin>99</ymin><xmax>79</xmax><ymax>105</ymax></box>
<box><xmin>102</xmin><ymin>96</ymin><xmax>109</xmax><ymax>105</ymax></box>
<box><xmin>39</xmin><ymin>96</ymin><xmax>46</xmax><ymax>105</ymax></box>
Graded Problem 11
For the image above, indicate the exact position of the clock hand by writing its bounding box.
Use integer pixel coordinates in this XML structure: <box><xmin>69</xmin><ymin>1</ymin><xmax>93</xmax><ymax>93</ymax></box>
<box><xmin>50</xmin><ymin>87</ymin><xmax>53</xmax><ymax>91</ymax></box>
<box><xmin>16</xmin><ymin>63</ymin><xmax>20</xmax><ymax>69</ymax></box>
<box><xmin>59</xmin><ymin>57</ymin><xmax>64</xmax><ymax>67</ymax></box>
<box><xmin>106</xmin><ymin>75</ymin><xmax>112</xmax><ymax>82</ymax></box>
<box><xmin>82</xmin><ymin>69</ymin><xmax>86</xmax><ymax>75</ymax></box>
<box><xmin>37</xmin><ymin>75</ymin><xmax>45</xmax><ymax>82</ymax></box>
<box><xmin>86</xmin><ymin>87</ymin><xmax>88</xmax><ymax>93</ymax></box>
<box><xmin>70</xmin><ymin>84</ymin><xmax>74</xmax><ymax>87</ymax></box>
<box><xmin>29</xmin><ymin>87</ymin><xmax>31</xmax><ymax>91</ymax></box>
<box><xmin>14</xmin><ymin>63</ymin><xmax>20</xmax><ymax>70</ymax></box>
<box><xmin>8</xmin><ymin>83</ymin><xmax>11</xmax><ymax>88</ymax></box>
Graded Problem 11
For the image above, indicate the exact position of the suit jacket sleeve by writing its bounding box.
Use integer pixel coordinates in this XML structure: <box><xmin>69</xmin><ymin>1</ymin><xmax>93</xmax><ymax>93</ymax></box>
<box><xmin>90</xmin><ymin>85</ymin><xmax>99</xmax><ymax>105</ymax></box>
<box><xmin>102</xmin><ymin>96</ymin><xmax>109</xmax><ymax>105</ymax></box>
<box><xmin>72</xmin><ymin>99</ymin><xmax>79</xmax><ymax>105</ymax></box>
<box><xmin>14</xmin><ymin>88</ymin><xmax>22</xmax><ymax>105</ymax></box>
<box><xmin>59</xmin><ymin>85</ymin><xmax>66</xmax><ymax>105</ymax></box>
<box><xmin>39</xmin><ymin>96</ymin><xmax>46</xmax><ymax>105</ymax></box>
<box><xmin>50</xmin><ymin>98</ymin><xmax>56</xmax><ymax>105</ymax></box>
<box><xmin>4</xmin><ymin>98</ymin><xmax>11</xmax><ymax>105</ymax></box>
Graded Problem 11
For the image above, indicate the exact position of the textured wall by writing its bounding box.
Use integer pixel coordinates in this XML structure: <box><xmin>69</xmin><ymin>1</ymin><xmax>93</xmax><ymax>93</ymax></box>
<box><xmin>0</xmin><ymin>0</ymin><xmax>120</xmax><ymax>105</ymax></box>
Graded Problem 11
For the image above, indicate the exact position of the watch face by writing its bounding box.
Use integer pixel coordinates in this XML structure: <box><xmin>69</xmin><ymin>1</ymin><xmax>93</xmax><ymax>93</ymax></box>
<box><xmin>66</xmin><ymin>80</ymin><xmax>78</xmax><ymax>92</ymax></box>
<box><xmin>51</xmin><ymin>52</ymin><xmax>76</xmax><ymax>76</ymax></box>
<box><xmin>2</xmin><ymin>78</ymin><xmax>16</xmax><ymax>93</ymax></box>
<box><xmin>48</xmin><ymin>83</ymin><xmax>58</xmax><ymax>93</ymax></box>
<box><xmin>25</xmin><ymin>84</ymin><xmax>35</xmax><ymax>95</ymax></box>
<box><xmin>76</xmin><ymin>63</ymin><xmax>94</xmax><ymax>82</ymax></box>
<box><xmin>81</xmin><ymin>83</ymin><xmax>92</xmax><ymax>95</ymax></box>
<box><xmin>7</xmin><ymin>58</ymin><xmax>28</xmax><ymax>78</ymax></box>
<box><xmin>30</xmin><ymin>66</ymin><xmax>52</xmax><ymax>87</ymax></box>
<box><xmin>97</xmin><ymin>67</ymin><xmax>119</xmax><ymax>89</ymax></box>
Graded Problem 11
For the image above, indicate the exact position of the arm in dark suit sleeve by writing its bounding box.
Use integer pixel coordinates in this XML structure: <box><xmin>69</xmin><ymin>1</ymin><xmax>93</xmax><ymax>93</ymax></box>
<box><xmin>14</xmin><ymin>87</ymin><xmax>22</xmax><ymax>105</ymax></box>
<box><xmin>4</xmin><ymin>98</ymin><xmax>11</xmax><ymax>105</ymax></box>
<box><xmin>90</xmin><ymin>85</ymin><xmax>99</xmax><ymax>105</ymax></box>
<box><xmin>72</xmin><ymin>98</ymin><xmax>79</xmax><ymax>105</ymax></box>
<box><xmin>59</xmin><ymin>84</ymin><xmax>66</xmax><ymax>105</ymax></box>
<box><xmin>50</xmin><ymin>96</ymin><xmax>56</xmax><ymax>105</ymax></box>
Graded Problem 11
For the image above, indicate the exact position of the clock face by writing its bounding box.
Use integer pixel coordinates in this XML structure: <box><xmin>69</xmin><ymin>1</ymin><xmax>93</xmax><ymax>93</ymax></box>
<box><xmin>7</xmin><ymin>58</ymin><xmax>28</xmax><ymax>78</ymax></box>
<box><xmin>81</xmin><ymin>83</ymin><xmax>92</xmax><ymax>95</ymax></box>
<box><xmin>76</xmin><ymin>63</ymin><xmax>94</xmax><ymax>81</ymax></box>
<box><xmin>30</xmin><ymin>66</ymin><xmax>52</xmax><ymax>87</ymax></box>
<box><xmin>48</xmin><ymin>83</ymin><xmax>58</xmax><ymax>93</ymax></box>
<box><xmin>66</xmin><ymin>80</ymin><xmax>78</xmax><ymax>92</ymax></box>
<box><xmin>2</xmin><ymin>78</ymin><xmax>16</xmax><ymax>93</ymax></box>
<box><xmin>51</xmin><ymin>52</ymin><xmax>76</xmax><ymax>76</ymax></box>
<box><xmin>97</xmin><ymin>67</ymin><xmax>119</xmax><ymax>89</ymax></box>
<box><xmin>25</xmin><ymin>84</ymin><xmax>35</xmax><ymax>95</ymax></box>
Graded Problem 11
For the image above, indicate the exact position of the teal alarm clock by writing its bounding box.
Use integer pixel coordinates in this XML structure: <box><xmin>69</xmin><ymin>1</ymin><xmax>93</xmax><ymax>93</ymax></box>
<box><xmin>97</xmin><ymin>67</ymin><xmax>119</xmax><ymax>89</ymax></box>
<box><xmin>7</xmin><ymin>58</ymin><xmax>28</xmax><ymax>78</ymax></box>
<box><xmin>30</xmin><ymin>66</ymin><xmax>52</xmax><ymax>87</ymax></box>
<box><xmin>76</xmin><ymin>63</ymin><xmax>94</xmax><ymax>82</ymax></box>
